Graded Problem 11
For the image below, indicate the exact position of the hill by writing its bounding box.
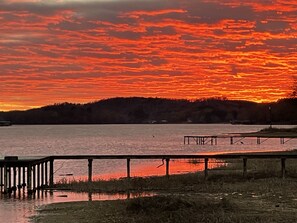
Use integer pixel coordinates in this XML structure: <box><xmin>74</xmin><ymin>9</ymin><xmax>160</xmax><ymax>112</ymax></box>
<box><xmin>0</xmin><ymin>97</ymin><xmax>297</xmax><ymax>125</ymax></box>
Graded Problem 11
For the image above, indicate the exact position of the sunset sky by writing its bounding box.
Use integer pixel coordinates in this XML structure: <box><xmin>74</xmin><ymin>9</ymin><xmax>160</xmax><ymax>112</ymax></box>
<box><xmin>1</xmin><ymin>0</ymin><xmax>296</xmax><ymax>111</ymax></box>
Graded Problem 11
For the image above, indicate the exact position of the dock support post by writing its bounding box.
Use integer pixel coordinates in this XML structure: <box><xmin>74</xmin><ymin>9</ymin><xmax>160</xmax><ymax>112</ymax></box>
<box><xmin>204</xmin><ymin>158</ymin><xmax>209</xmax><ymax>179</ymax></box>
<box><xmin>27</xmin><ymin>165</ymin><xmax>32</xmax><ymax>194</ymax></box>
<box><xmin>49</xmin><ymin>159</ymin><xmax>54</xmax><ymax>188</ymax></box>
<box><xmin>0</xmin><ymin>167</ymin><xmax>3</xmax><ymax>188</ymax></box>
<box><xmin>41</xmin><ymin>162</ymin><xmax>44</xmax><ymax>188</ymax></box>
<box><xmin>8</xmin><ymin>167</ymin><xmax>11</xmax><ymax>191</ymax></box>
<box><xmin>37</xmin><ymin>164</ymin><xmax>40</xmax><ymax>190</ymax></box>
<box><xmin>45</xmin><ymin>162</ymin><xmax>48</xmax><ymax>187</ymax></box>
<box><xmin>18</xmin><ymin>167</ymin><xmax>21</xmax><ymax>190</ymax></box>
<box><xmin>230</xmin><ymin>137</ymin><xmax>233</xmax><ymax>145</ymax></box>
<box><xmin>281</xmin><ymin>158</ymin><xmax>286</xmax><ymax>179</ymax></box>
<box><xmin>243</xmin><ymin>158</ymin><xmax>247</xmax><ymax>178</ymax></box>
<box><xmin>32</xmin><ymin>165</ymin><xmax>36</xmax><ymax>191</ymax></box>
<box><xmin>257</xmin><ymin>137</ymin><xmax>261</xmax><ymax>144</ymax></box>
<box><xmin>88</xmin><ymin>159</ymin><xmax>93</xmax><ymax>183</ymax></box>
<box><xmin>127</xmin><ymin>158</ymin><xmax>131</xmax><ymax>179</ymax></box>
<box><xmin>4</xmin><ymin>165</ymin><xmax>7</xmax><ymax>194</ymax></box>
<box><xmin>166</xmin><ymin>158</ymin><xmax>170</xmax><ymax>177</ymax></box>
<box><xmin>13</xmin><ymin>167</ymin><xmax>17</xmax><ymax>191</ymax></box>
<box><xmin>22</xmin><ymin>167</ymin><xmax>26</xmax><ymax>188</ymax></box>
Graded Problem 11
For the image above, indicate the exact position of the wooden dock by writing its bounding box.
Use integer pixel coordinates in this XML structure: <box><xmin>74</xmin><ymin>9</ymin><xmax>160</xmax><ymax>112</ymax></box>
<box><xmin>0</xmin><ymin>156</ymin><xmax>52</xmax><ymax>195</ymax></box>
<box><xmin>1</xmin><ymin>153</ymin><xmax>297</xmax><ymax>196</ymax></box>
<box><xmin>184</xmin><ymin>134</ymin><xmax>297</xmax><ymax>145</ymax></box>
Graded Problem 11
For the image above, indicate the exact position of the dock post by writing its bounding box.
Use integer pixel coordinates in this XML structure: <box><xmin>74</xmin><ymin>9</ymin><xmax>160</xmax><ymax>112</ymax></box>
<box><xmin>37</xmin><ymin>164</ymin><xmax>40</xmax><ymax>190</ymax></box>
<box><xmin>281</xmin><ymin>158</ymin><xmax>286</xmax><ymax>179</ymax></box>
<box><xmin>45</xmin><ymin>161</ymin><xmax>48</xmax><ymax>187</ymax></box>
<box><xmin>22</xmin><ymin>167</ymin><xmax>26</xmax><ymax>188</ymax></box>
<box><xmin>18</xmin><ymin>167</ymin><xmax>21</xmax><ymax>190</ymax></box>
<box><xmin>230</xmin><ymin>137</ymin><xmax>233</xmax><ymax>145</ymax></box>
<box><xmin>257</xmin><ymin>137</ymin><xmax>261</xmax><ymax>144</ymax></box>
<box><xmin>13</xmin><ymin>167</ymin><xmax>17</xmax><ymax>191</ymax></box>
<box><xmin>204</xmin><ymin>158</ymin><xmax>209</xmax><ymax>179</ymax></box>
<box><xmin>127</xmin><ymin>158</ymin><xmax>131</xmax><ymax>179</ymax></box>
<box><xmin>27</xmin><ymin>165</ymin><xmax>32</xmax><ymax>194</ymax></box>
<box><xmin>49</xmin><ymin>158</ymin><xmax>54</xmax><ymax>188</ymax></box>
<box><xmin>166</xmin><ymin>158</ymin><xmax>170</xmax><ymax>177</ymax></box>
<box><xmin>41</xmin><ymin>162</ymin><xmax>44</xmax><ymax>188</ymax></box>
<box><xmin>0</xmin><ymin>167</ymin><xmax>3</xmax><ymax>188</ymax></box>
<box><xmin>280</xmin><ymin>138</ymin><xmax>284</xmax><ymax>144</ymax></box>
<box><xmin>3</xmin><ymin>165</ymin><xmax>7</xmax><ymax>194</ymax></box>
<box><xmin>243</xmin><ymin>158</ymin><xmax>247</xmax><ymax>178</ymax></box>
<box><xmin>188</xmin><ymin>137</ymin><xmax>190</xmax><ymax>144</ymax></box>
<box><xmin>88</xmin><ymin>159</ymin><xmax>93</xmax><ymax>183</ymax></box>
<box><xmin>8</xmin><ymin>167</ymin><xmax>11</xmax><ymax>191</ymax></box>
<box><xmin>32</xmin><ymin>165</ymin><xmax>36</xmax><ymax>191</ymax></box>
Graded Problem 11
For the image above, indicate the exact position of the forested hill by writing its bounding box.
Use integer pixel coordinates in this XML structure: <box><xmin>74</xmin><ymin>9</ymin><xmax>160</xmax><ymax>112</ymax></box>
<box><xmin>1</xmin><ymin>97</ymin><xmax>297</xmax><ymax>125</ymax></box>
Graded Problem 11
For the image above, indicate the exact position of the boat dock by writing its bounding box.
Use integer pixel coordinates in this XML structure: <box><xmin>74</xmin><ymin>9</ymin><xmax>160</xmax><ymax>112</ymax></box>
<box><xmin>1</xmin><ymin>153</ymin><xmax>297</xmax><ymax>196</ymax></box>
<box><xmin>184</xmin><ymin>134</ymin><xmax>297</xmax><ymax>145</ymax></box>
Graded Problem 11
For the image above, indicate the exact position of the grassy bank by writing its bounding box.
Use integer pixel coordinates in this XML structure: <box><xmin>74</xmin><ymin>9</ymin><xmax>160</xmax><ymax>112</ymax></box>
<box><xmin>32</xmin><ymin>158</ymin><xmax>297</xmax><ymax>223</ymax></box>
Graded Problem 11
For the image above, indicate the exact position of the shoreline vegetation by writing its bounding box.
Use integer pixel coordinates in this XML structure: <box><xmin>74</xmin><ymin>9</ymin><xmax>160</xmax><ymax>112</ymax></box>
<box><xmin>238</xmin><ymin>127</ymin><xmax>297</xmax><ymax>137</ymax></box>
<box><xmin>32</xmin><ymin>148</ymin><xmax>297</xmax><ymax>223</ymax></box>
<box><xmin>1</xmin><ymin>97</ymin><xmax>297</xmax><ymax>125</ymax></box>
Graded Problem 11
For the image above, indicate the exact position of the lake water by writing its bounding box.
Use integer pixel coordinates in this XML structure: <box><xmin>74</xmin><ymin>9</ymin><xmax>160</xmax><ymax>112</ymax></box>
<box><xmin>0</xmin><ymin>124</ymin><xmax>296</xmax><ymax>222</ymax></box>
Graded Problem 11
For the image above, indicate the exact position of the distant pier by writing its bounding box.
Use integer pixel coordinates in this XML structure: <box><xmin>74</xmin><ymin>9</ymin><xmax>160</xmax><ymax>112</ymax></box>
<box><xmin>184</xmin><ymin>134</ymin><xmax>297</xmax><ymax>145</ymax></box>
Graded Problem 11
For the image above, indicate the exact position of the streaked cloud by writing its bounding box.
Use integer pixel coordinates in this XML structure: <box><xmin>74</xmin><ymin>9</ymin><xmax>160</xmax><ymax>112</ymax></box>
<box><xmin>0</xmin><ymin>0</ymin><xmax>296</xmax><ymax>110</ymax></box>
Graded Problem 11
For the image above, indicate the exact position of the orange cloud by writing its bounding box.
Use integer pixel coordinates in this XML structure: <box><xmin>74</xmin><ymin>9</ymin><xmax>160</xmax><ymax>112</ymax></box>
<box><xmin>0</xmin><ymin>0</ymin><xmax>296</xmax><ymax>110</ymax></box>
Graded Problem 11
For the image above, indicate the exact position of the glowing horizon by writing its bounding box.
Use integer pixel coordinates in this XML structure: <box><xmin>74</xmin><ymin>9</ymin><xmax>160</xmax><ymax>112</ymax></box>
<box><xmin>1</xmin><ymin>0</ymin><xmax>296</xmax><ymax>111</ymax></box>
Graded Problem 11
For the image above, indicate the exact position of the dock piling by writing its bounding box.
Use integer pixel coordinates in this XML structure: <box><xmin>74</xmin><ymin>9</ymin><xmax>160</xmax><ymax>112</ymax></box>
<box><xmin>127</xmin><ymin>158</ymin><xmax>131</xmax><ymax>179</ymax></box>
<box><xmin>166</xmin><ymin>158</ymin><xmax>170</xmax><ymax>177</ymax></box>
<box><xmin>88</xmin><ymin>159</ymin><xmax>93</xmax><ymax>183</ymax></box>
<box><xmin>49</xmin><ymin>159</ymin><xmax>54</xmax><ymax>188</ymax></box>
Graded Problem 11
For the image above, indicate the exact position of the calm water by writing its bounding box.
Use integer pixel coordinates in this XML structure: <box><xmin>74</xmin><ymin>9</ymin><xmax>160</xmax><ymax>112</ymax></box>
<box><xmin>0</xmin><ymin>124</ymin><xmax>296</xmax><ymax>222</ymax></box>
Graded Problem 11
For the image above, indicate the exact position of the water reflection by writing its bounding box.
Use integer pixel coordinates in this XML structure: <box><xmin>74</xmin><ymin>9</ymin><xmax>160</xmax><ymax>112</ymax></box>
<box><xmin>0</xmin><ymin>189</ymin><xmax>155</xmax><ymax>223</ymax></box>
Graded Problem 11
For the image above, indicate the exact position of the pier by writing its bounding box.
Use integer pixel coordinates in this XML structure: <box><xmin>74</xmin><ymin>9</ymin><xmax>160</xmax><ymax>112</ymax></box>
<box><xmin>1</xmin><ymin>153</ymin><xmax>297</xmax><ymax>195</ymax></box>
<box><xmin>0</xmin><ymin>156</ymin><xmax>52</xmax><ymax>195</ymax></box>
<box><xmin>184</xmin><ymin>135</ymin><xmax>297</xmax><ymax>145</ymax></box>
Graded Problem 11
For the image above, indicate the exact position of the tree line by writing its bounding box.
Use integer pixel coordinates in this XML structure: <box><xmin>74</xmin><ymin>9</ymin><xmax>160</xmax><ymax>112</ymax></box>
<box><xmin>0</xmin><ymin>97</ymin><xmax>297</xmax><ymax>125</ymax></box>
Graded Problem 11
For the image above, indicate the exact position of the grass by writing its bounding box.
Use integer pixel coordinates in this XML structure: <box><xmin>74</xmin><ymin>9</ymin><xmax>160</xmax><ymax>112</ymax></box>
<box><xmin>32</xmin><ymin>157</ymin><xmax>297</xmax><ymax>223</ymax></box>
<box><xmin>240</xmin><ymin>126</ymin><xmax>297</xmax><ymax>137</ymax></box>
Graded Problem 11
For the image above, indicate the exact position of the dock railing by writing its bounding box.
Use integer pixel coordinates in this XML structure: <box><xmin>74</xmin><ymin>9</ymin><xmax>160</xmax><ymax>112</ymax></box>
<box><xmin>0</xmin><ymin>153</ymin><xmax>296</xmax><ymax>195</ymax></box>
